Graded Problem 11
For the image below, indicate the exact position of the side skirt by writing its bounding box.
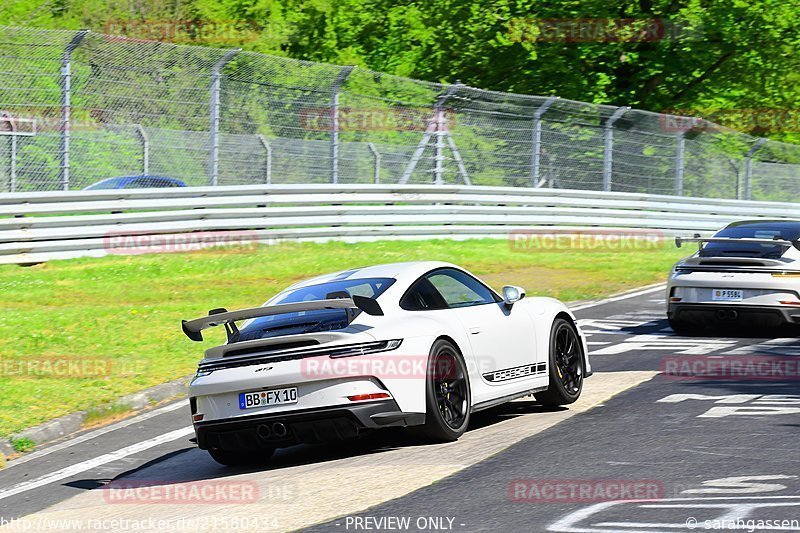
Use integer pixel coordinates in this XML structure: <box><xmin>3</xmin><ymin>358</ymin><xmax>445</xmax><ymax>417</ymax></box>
<box><xmin>470</xmin><ymin>386</ymin><xmax>548</xmax><ymax>413</ymax></box>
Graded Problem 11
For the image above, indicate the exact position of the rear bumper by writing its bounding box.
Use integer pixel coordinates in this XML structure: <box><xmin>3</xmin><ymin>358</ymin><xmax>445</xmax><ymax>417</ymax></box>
<box><xmin>194</xmin><ymin>400</ymin><xmax>424</xmax><ymax>451</ymax></box>
<box><xmin>668</xmin><ymin>303</ymin><xmax>800</xmax><ymax>327</ymax></box>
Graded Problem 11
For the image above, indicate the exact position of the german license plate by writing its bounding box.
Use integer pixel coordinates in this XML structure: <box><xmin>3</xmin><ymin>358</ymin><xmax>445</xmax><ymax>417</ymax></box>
<box><xmin>712</xmin><ymin>289</ymin><xmax>743</xmax><ymax>301</ymax></box>
<box><xmin>239</xmin><ymin>387</ymin><xmax>298</xmax><ymax>409</ymax></box>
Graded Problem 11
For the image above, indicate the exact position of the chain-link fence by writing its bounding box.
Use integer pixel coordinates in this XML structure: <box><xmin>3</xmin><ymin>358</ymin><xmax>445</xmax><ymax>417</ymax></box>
<box><xmin>1</xmin><ymin>25</ymin><xmax>800</xmax><ymax>200</ymax></box>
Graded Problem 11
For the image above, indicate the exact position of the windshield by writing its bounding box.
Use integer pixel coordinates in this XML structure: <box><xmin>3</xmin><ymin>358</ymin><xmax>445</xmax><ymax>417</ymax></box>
<box><xmin>231</xmin><ymin>277</ymin><xmax>395</xmax><ymax>342</ymax></box>
<box><xmin>701</xmin><ymin>222</ymin><xmax>800</xmax><ymax>259</ymax></box>
<box><xmin>84</xmin><ymin>178</ymin><xmax>127</xmax><ymax>190</ymax></box>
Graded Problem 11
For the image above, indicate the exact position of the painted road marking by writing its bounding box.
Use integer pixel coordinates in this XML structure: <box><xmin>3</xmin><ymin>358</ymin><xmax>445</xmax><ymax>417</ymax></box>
<box><xmin>0</xmin><ymin>427</ymin><xmax>193</xmax><ymax>502</ymax></box>
<box><xmin>549</xmin><ymin>496</ymin><xmax>800</xmax><ymax>532</ymax></box>
<box><xmin>657</xmin><ymin>394</ymin><xmax>800</xmax><ymax>418</ymax></box>
<box><xmin>570</xmin><ymin>284</ymin><xmax>666</xmax><ymax>312</ymax></box>
<box><xmin>591</xmin><ymin>335</ymin><xmax>737</xmax><ymax>355</ymax></box>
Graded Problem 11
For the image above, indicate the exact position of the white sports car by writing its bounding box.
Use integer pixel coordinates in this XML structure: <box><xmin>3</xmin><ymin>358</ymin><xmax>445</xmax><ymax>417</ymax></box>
<box><xmin>668</xmin><ymin>220</ymin><xmax>800</xmax><ymax>334</ymax></box>
<box><xmin>183</xmin><ymin>261</ymin><xmax>590</xmax><ymax>466</ymax></box>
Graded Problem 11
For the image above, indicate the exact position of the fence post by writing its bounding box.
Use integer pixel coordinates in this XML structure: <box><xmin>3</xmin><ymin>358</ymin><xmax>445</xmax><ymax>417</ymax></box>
<box><xmin>134</xmin><ymin>124</ymin><xmax>149</xmax><ymax>176</ymax></box>
<box><xmin>257</xmin><ymin>134</ymin><xmax>272</xmax><ymax>184</ymax></box>
<box><xmin>367</xmin><ymin>142</ymin><xmax>380</xmax><ymax>184</ymax></box>
<box><xmin>60</xmin><ymin>30</ymin><xmax>89</xmax><ymax>191</ymax></box>
<box><xmin>531</xmin><ymin>96</ymin><xmax>557</xmax><ymax>187</ymax></box>
<box><xmin>1</xmin><ymin>112</ymin><xmax>18</xmax><ymax>193</ymax></box>
<box><xmin>743</xmin><ymin>137</ymin><xmax>766</xmax><ymax>200</ymax></box>
<box><xmin>434</xmin><ymin>103</ymin><xmax>446</xmax><ymax>185</ymax></box>
<box><xmin>330</xmin><ymin>66</ymin><xmax>355</xmax><ymax>184</ymax></box>
<box><xmin>10</xmin><ymin>131</ymin><xmax>16</xmax><ymax>194</ymax></box>
<box><xmin>208</xmin><ymin>49</ymin><xmax>240</xmax><ymax>187</ymax></box>
<box><xmin>602</xmin><ymin>106</ymin><xmax>630</xmax><ymax>192</ymax></box>
<box><xmin>674</xmin><ymin>132</ymin><xmax>685</xmax><ymax>196</ymax></box>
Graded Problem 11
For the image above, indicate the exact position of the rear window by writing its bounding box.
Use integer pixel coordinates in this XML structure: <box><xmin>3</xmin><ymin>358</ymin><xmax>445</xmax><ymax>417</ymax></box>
<box><xmin>232</xmin><ymin>277</ymin><xmax>395</xmax><ymax>342</ymax></box>
<box><xmin>702</xmin><ymin>223</ymin><xmax>800</xmax><ymax>258</ymax></box>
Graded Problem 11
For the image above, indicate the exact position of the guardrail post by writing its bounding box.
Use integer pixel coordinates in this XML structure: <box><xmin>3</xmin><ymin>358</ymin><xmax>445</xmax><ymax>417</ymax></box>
<box><xmin>134</xmin><ymin>124</ymin><xmax>149</xmax><ymax>176</ymax></box>
<box><xmin>330</xmin><ymin>66</ymin><xmax>355</xmax><ymax>184</ymax></box>
<box><xmin>208</xmin><ymin>49</ymin><xmax>240</xmax><ymax>187</ymax></box>
<box><xmin>674</xmin><ymin>132</ymin><xmax>685</xmax><ymax>196</ymax></box>
<box><xmin>367</xmin><ymin>142</ymin><xmax>380</xmax><ymax>184</ymax></box>
<box><xmin>743</xmin><ymin>137</ymin><xmax>766</xmax><ymax>200</ymax></box>
<box><xmin>257</xmin><ymin>134</ymin><xmax>272</xmax><ymax>184</ymax></box>
<box><xmin>602</xmin><ymin>106</ymin><xmax>630</xmax><ymax>192</ymax></box>
<box><xmin>531</xmin><ymin>96</ymin><xmax>557</xmax><ymax>187</ymax></box>
<box><xmin>60</xmin><ymin>30</ymin><xmax>89</xmax><ymax>191</ymax></box>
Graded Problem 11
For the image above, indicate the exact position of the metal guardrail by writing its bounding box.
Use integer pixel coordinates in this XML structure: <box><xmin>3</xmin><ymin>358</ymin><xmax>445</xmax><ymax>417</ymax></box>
<box><xmin>1</xmin><ymin>184</ymin><xmax>799</xmax><ymax>265</ymax></box>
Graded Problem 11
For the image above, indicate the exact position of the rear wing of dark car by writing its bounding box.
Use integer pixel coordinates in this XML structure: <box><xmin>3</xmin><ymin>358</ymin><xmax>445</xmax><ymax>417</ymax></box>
<box><xmin>181</xmin><ymin>296</ymin><xmax>383</xmax><ymax>342</ymax></box>
<box><xmin>675</xmin><ymin>236</ymin><xmax>797</xmax><ymax>249</ymax></box>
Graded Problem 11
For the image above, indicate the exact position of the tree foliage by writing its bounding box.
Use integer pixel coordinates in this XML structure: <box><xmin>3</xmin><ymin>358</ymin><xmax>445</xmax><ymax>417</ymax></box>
<box><xmin>2</xmin><ymin>0</ymin><xmax>799</xmax><ymax>140</ymax></box>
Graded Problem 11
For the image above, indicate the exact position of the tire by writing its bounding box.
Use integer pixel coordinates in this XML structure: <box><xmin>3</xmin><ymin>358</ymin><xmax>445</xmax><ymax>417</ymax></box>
<box><xmin>668</xmin><ymin>318</ymin><xmax>702</xmax><ymax>336</ymax></box>
<box><xmin>419</xmin><ymin>339</ymin><xmax>471</xmax><ymax>442</ymax></box>
<box><xmin>207</xmin><ymin>446</ymin><xmax>275</xmax><ymax>467</ymax></box>
<box><xmin>535</xmin><ymin>318</ymin><xmax>584</xmax><ymax>407</ymax></box>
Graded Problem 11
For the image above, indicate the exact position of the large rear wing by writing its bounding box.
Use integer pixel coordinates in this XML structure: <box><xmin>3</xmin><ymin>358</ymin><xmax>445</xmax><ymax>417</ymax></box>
<box><xmin>181</xmin><ymin>296</ymin><xmax>383</xmax><ymax>342</ymax></box>
<box><xmin>675</xmin><ymin>235</ymin><xmax>798</xmax><ymax>249</ymax></box>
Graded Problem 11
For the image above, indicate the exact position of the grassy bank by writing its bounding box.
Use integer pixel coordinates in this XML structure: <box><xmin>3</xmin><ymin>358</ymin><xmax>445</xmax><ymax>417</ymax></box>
<box><xmin>0</xmin><ymin>239</ymin><xmax>687</xmax><ymax>437</ymax></box>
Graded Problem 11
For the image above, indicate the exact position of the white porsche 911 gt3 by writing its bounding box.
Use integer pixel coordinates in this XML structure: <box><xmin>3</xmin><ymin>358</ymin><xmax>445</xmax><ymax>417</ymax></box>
<box><xmin>668</xmin><ymin>220</ymin><xmax>800</xmax><ymax>334</ymax></box>
<box><xmin>182</xmin><ymin>261</ymin><xmax>590</xmax><ymax>466</ymax></box>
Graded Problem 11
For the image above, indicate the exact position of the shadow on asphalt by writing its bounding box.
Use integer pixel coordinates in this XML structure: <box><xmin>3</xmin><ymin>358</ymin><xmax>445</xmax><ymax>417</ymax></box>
<box><xmin>617</xmin><ymin>317</ymin><xmax>800</xmax><ymax>339</ymax></box>
<box><xmin>73</xmin><ymin>399</ymin><xmax>565</xmax><ymax>490</ymax></box>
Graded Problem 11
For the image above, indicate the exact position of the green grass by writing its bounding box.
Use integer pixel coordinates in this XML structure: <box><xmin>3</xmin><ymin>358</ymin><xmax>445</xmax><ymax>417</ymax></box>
<box><xmin>10</xmin><ymin>436</ymin><xmax>35</xmax><ymax>453</ymax></box>
<box><xmin>0</xmin><ymin>239</ymin><xmax>688</xmax><ymax>437</ymax></box>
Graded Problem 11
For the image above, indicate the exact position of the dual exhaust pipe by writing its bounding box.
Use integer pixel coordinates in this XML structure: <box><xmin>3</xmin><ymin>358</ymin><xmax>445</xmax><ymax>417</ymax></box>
<box><xmin>256</xmin><ymin>422</ymin><xmax>289</xmax><ymax>440</ymax></box>
<box><xmin>715</xmin><ymin>309</ymin><xmax>739</xmax><ymax>321</ymax></box>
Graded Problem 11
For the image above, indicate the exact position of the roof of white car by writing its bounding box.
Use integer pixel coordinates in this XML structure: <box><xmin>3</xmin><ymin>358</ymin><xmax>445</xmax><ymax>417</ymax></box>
<box><xmin>286</xmin><ymin>261</ymin><xmax>458</xmax><ymax>290</ymax></box>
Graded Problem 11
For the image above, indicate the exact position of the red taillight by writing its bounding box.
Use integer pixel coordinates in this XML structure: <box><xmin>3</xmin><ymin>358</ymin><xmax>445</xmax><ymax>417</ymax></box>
<box><xmin>670</xmin><ymin>297</ymin><xmax>682</xmax><ymax>302</ymax></box>
<box><xmin>779</xmin><ymin>300</ymin><xmax>800</xmax><ymax>306</ymax></box>
<box><xmin>347</xmin><ymin>392</ymin><xmax>390</xmax><ymax>402</ymax></box>
<box><xmin>192</xmin><ymin>414</ymin><xmax>204</xmax><ymax>422</ymax></box>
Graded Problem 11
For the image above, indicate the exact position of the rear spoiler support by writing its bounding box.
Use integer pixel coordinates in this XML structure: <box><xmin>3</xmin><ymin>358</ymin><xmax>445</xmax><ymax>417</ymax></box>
<box><xmin>181</xmin><ymin>295</ymin><xmax>383</xmax><ymax>342</ymax></box>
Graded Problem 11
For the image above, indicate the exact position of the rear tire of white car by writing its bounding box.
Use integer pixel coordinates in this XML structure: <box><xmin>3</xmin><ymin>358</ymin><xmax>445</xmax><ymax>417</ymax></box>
<box><xmin>419</xmin><ymin>339</ymin><xmax>471</xmax><ymax>442</ymax></box>
<box><xmin>208</xmin><ymin>446</ymin><xmax>275</xmax><ymax>467</ymax></box>
<box><xmin>535</xmin><ymin>318</ymin><xmax>584</xmax><ymax>407</ymax></box>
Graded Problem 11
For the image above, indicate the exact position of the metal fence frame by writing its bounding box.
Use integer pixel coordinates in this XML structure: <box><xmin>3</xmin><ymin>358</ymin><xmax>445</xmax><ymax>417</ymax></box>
<box><xmin>2</xmin><ymin>25</ymin><xmax>800</xmax><ymax>200</ymax></box>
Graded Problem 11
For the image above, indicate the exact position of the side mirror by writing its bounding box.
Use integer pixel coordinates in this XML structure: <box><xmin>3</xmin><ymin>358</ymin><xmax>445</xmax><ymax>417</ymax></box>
<box><xmin>501</xmin><ymin>285</ymin><xmax>526</xmax><ymax>307</ymax></box>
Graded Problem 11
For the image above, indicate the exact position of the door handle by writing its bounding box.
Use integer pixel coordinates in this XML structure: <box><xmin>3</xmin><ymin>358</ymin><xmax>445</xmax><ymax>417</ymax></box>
<box><xmin>469</xmin><ymin>327</ymin><xmax>481</xmax><ymax>334</ymax></box>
